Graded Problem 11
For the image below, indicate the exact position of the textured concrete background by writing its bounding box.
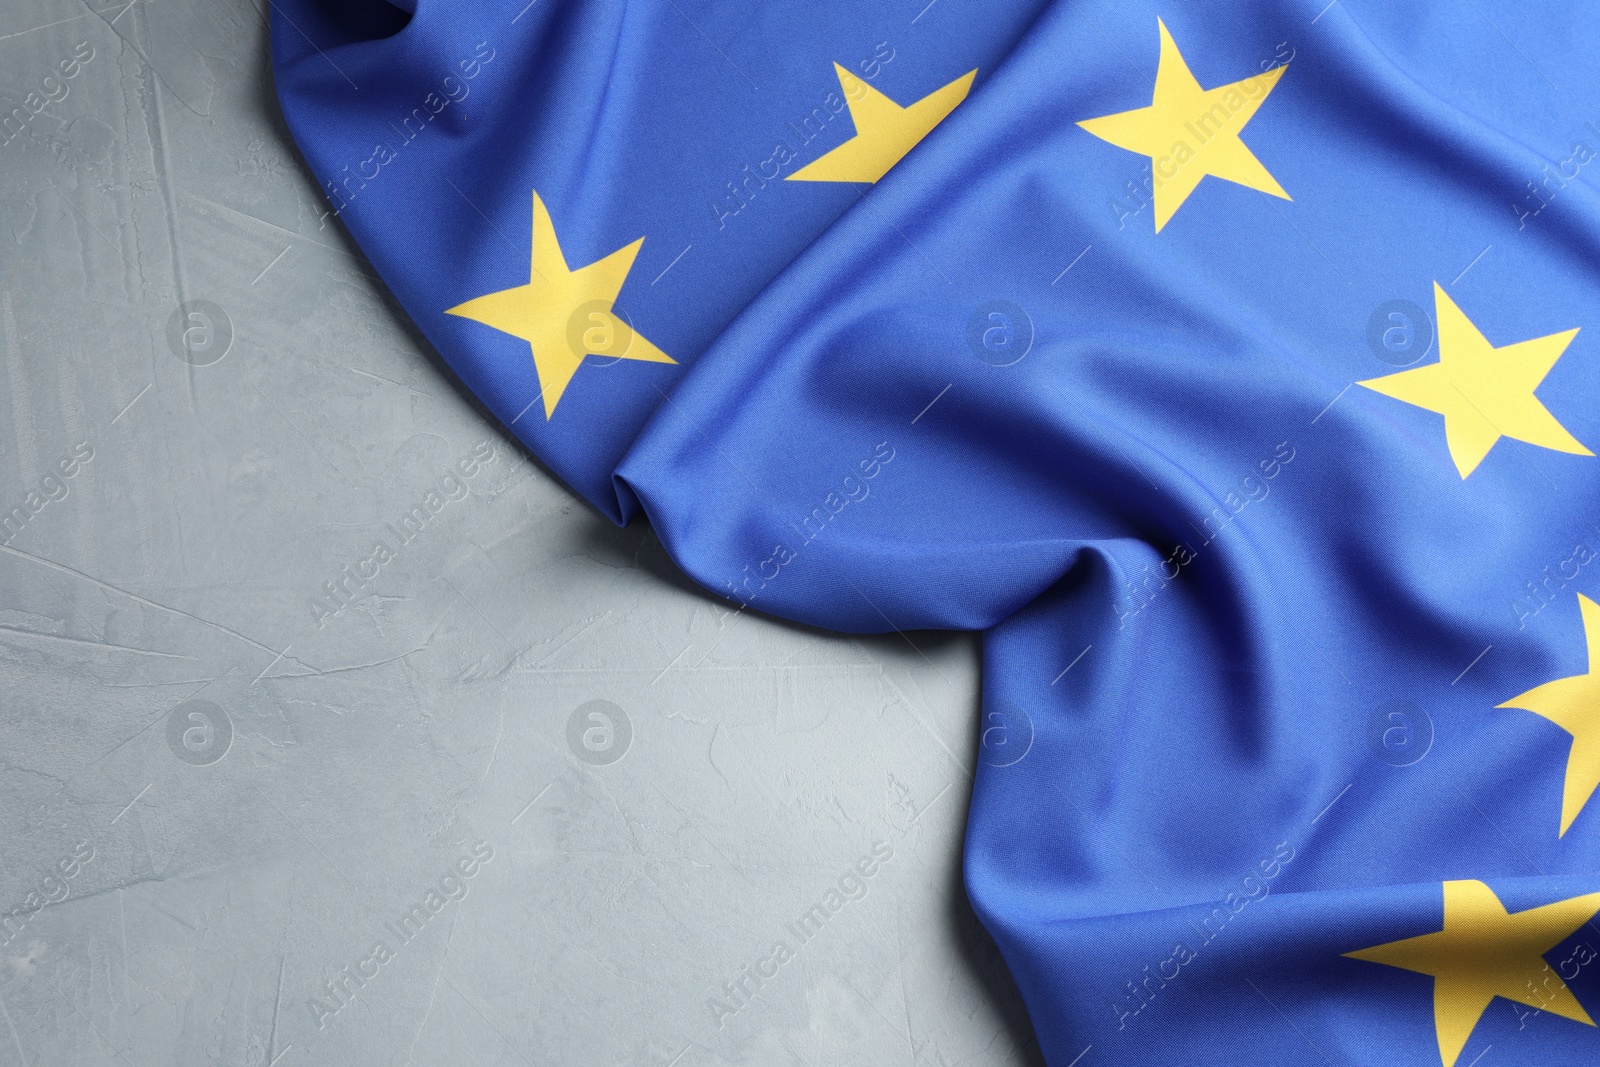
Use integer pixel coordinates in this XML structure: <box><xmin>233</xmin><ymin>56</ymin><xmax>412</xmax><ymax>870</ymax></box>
<box><xmin>0</xmin><ymin>2</ymin><xmax>1041</xmax><ymax>1064</ymax></box>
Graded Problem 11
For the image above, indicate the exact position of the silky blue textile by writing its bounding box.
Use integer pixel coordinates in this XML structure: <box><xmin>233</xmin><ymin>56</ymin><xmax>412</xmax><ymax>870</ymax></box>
<box><xmin>271</xmin><ymin>0</ymin><xmax>1046</xmax><ymax>521</ymax></box>
<box><xmin>275</xmin><ymin>1</ymin><xmax>1600</xmax><ymax>1064</ymax></box>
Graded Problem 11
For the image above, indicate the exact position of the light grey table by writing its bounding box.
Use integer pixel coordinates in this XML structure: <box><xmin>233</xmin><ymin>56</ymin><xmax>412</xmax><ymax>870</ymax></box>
<box><xmin>0</xmin><ymin>2</ymin><xmax>1041</xmax><ymax>1064</ymax></box>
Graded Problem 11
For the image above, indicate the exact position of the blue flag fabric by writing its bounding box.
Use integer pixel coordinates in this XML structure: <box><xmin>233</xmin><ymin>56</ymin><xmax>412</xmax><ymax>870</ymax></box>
<box><xmin>275</xmin><ymin>1</ymin><xmax>1600</xmax><ymax>1064</ymax></box>
<box><xmin>271</xmin><ymin>0</ymin><xmax>1046</xmax><ymax>521</ymax></box>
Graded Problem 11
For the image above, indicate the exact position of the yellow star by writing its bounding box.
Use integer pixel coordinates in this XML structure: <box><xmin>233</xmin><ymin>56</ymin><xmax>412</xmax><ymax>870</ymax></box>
<box><xmin>1359</xmin><ymin>283</ymin><xmax>1589</xmax><ymax>477</ymax></box>
<box><xmin>445</xmin><ymin>191</ymin><xmax>674</xmax><ymax>419</ymax></box>
<box><xmin>1346</xmin><ymin>880</ymin><xmax>1600</xmax><ymax>1067</ymax></box>
<box><xmin>1500</xmin><ymin>593</ymin><xmax>1600</xmax><ymax>837</ymax></box>
<box><xmin>1076</xmin><ymin>18</ymin><xmax>1289</xmax><ymax>231</ymax></box>
<box><xmin>786</xmin><ymin>63</ymin><xmax>976</xmax><ymax>184</ymax></box>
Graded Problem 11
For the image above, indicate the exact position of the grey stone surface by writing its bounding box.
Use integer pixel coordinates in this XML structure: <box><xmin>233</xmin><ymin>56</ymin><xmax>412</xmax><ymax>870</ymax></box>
<box><xmin>0</xmin><ymin>2</ymin><xmax>1040</xmax><ymax>1064</ymax></box>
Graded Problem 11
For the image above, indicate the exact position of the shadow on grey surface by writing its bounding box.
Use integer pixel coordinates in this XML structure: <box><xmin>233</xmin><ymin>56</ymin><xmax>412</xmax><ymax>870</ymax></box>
<box><xmin>627</xmin><ymin>515</ymin><xmax>1049</xmax><ymax>1066</ymax></box>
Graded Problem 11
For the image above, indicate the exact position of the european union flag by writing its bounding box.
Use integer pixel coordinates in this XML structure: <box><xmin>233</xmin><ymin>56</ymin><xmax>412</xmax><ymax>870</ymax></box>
<box><xmin>274</xmin><ymin>1</ymin><xmax>1600</xmax><ymax>1063</ymax></box>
